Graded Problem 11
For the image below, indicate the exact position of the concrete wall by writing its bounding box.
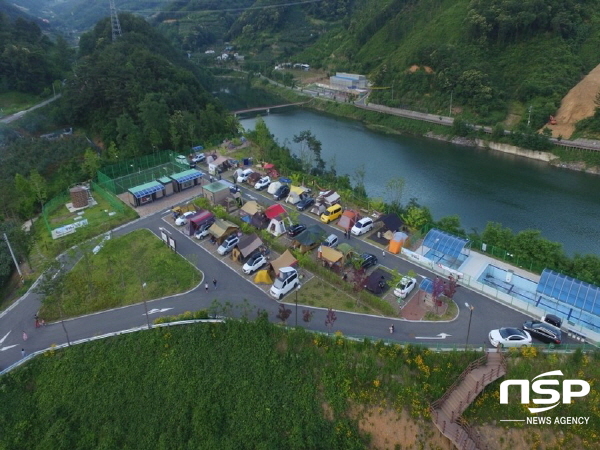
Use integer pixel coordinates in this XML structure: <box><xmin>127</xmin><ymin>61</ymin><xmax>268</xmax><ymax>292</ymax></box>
<box><xmin>475</xmin><ymin>139</ymin><xmax>554</xmax><ymax>162</ymax></box>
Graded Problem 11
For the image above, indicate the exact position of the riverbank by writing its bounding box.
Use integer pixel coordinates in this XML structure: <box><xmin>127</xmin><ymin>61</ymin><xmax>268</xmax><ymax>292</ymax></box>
<box><xmin>256</xmin><ymin>81</ymin><xmax>600</xmax><ymax>175</ymax></box>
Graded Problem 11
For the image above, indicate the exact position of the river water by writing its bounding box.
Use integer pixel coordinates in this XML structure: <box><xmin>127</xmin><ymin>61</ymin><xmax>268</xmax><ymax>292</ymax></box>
<box><xmin>239</xmin><ymin>109</ymin><xmax>600</xmax><ymax>256</ymax></box>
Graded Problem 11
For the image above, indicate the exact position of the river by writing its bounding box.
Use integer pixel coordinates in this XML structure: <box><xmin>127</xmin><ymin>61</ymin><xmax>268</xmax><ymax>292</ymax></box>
<box><xmin>239</xmin><ymin>108</ymin><xmax>600</xmax><ymax>256</ymax></box>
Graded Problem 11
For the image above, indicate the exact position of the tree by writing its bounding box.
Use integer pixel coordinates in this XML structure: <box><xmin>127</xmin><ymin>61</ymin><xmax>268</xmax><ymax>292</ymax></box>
<box><xmin>276</xmin><ymin>303</ymin><xmax>291</xmax><ymax>324</ymax></box>
<box><xmin>352</xmin><ymin>164</ymin><xmax>367</xmax><ymax>199</ymax></box>
<box><xmin>82</xmin><ymin>148</ymin><xmax>101</xmax><ymax>181</ymax></box>
<box><xmin>293</xmin><ymin>130</ymin><xmax>325</xmax><ymax>175</ymax></box>
<box><xmin>14</xmin><ymin>174</ymin><xmax>35</xmax><ymax>220</ymax></box>
<box><xmin>436</xmin><ymin>215</ymin><xmax>464</xmax><ymax>236</ymax></box>
<box><xmin>444</xmin><ymin>275</ymin><xmax>458</xmax><ymax>300</ymax></box>
<box><xmin>325</xmin><ymin>308</ymin><xmax>337</xmax><ymax>333</ymax></box>
<box><xmin>385</xmin><ymin>177</ymin><xmax>405</xmax><ymax>213</ymax></box>
<box><xmin>432</xmin><ymin>277</ymin><xmax>445</xmax><ymax>314</ymax></box>
<box><xmin>302</xmin><ymin>309</ymin><xmax>313</xmax><ymax>323</ymax></box>
<box><xmin>401</xmin><ymin>205</ymin><xmax>432</xmax><ymax>231</ymax></box>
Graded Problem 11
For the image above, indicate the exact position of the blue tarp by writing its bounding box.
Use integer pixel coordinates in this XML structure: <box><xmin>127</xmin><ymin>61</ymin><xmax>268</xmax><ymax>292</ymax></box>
<box><xmin>422</xmin><ymin>228</ymin><xmax>468</xmax><ymax>259</ymax></box>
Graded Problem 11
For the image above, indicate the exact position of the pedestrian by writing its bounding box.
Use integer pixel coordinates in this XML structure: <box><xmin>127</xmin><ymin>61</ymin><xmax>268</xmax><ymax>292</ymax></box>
<box><xmin>382</xmin><ymin>250</ymin><xmax>386</xmax><ymax>257</ymax></box>
<box><xmin>205</xmin><ymin>282</ymin><xmax>209</xmax><ymax>293</ymax></box>
<box><xmin>389</xmin><ymin>324</ymin><xmax>395</xmax><ymax>334</ymax></box>
<box><xmin>212</xmin><ymin>278</ymin><xmax>217</xmax><ymax>289</ymax></box>
<box><xmin>21</xmin><ymin>348</ymin><xmax>25</xmax><ymax>358</ymax></box>
<box><xmin>34</xmin><ymin>314</ymin><xmax>40</xmax><ymax>328</ymax></box>
<box><xmin>22</xmin><ymin>331</ymin><xmax>28</xmax><ymax>341</ymax></box>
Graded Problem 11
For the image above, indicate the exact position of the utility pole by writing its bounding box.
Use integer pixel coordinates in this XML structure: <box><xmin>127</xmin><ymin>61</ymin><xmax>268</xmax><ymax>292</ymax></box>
<box><xmin>527</xmin><ymin>105</ymin><xmax>533</xmax><ymax>127</ymax></box>
<box><xmin>3</xmin><ymin>233</ymin><xmax>23</xmax><ymax>282</ymax></box>
<box><xmin>109</xmin><ymin>0</ymin><xmax>122</xmax><ymax>42</ymax></box>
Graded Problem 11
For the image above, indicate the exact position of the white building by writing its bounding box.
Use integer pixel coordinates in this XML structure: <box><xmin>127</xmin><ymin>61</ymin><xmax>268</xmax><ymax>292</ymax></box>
<box><xmin>329</xmin><ymin>72</ymin><xmax>368</xmax><ymax>90</ymax></box>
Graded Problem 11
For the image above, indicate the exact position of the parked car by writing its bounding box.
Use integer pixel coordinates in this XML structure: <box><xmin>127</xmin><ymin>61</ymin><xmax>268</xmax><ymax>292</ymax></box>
<box><xmin>242</xmin><ymin>252</ymin><xmax>268</xmax><ymax>275</ymax></box>
<box><xmin>351</xmin><ymin>217</ymin><xmax>374</xmax><ymax>236</ymax></box>
<box><xmin>358</xmin><ymin>253</ymin><xmax>378</xmax><ymax>269</ymax></box>
<box><xmin>320</xmin><ymin>204</ymin><xmax>343</xmax><ymax>223</ymax></box>
<box><xmin>175</xmin><ymin>155</ymin><xmax>188</xmax><ymax>166</ymax></box>
<box><xmin>393</xmin><ymin>276</ymin><xmax>417</xmax><ymax>299</ymax></box>
<box><xmin>236</xmin><ymin>169</ymin><xmax>254</xmax><ymax>183</ymax></box>
<box><xmin>523</xmin><ymin>321</ymin><xmax>562</xmax><ymax>345</ymax></box>
<box><xmin>322</xmin><ymin>234</ymin><xmax>339</xmax><ymax>248</ymax></box>
<box><xmin>254</xmin><ymin>176</ymin><xmax>271</xmax><ymax>190</ymax></box>
<box><xmin>194</xmin><ymin>220</ymin><xmax>215</xmax><ymax>240</ymax></box>
<box><xmin>269</xmin><ymin>267</ymin><xmax>299</xmax><ymax>299</ymax></box>
<box><xmin>288</xmin><ymin>224</ymin><xmax>306</xmax><ymax>238</ymax></box>
<box><xmin>191</xmin><ymin>153</ymin><xmax>205</xmax><ymax>163</ymax></box>
<box><xmin>489</xmin><ymin>327</ymin><xmax>532</xmax><ymax>348</ymax></box>
<box><xmin>296</xmin><ymin>196</ymin><xmax>315</xmax><ymax>211</ymax></box>
<box><xmin>217</xmin><ymin>234</ymin><xmax>240</xmax><ymax>255</ymax></box>
<box><xmin>542</xmin><ymin>314</ymin><xmax>563</xmax><ymax>329</ymax></box>
<box><xmin>175</xmin><ymin>211</ymin><xmax>195</xmax><ymax>226</ymax></box>
<box><xmin>274</xmin><ymin>184</ymin><xmax>290</xmax><ymax>200</ymax></box>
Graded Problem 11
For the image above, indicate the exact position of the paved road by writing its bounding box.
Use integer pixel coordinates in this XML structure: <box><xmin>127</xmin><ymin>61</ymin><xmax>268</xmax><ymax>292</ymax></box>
<box><xmin>1</xmin><ymin>94</ymin><xmax>62</xmax><ymax>124</ymax></box>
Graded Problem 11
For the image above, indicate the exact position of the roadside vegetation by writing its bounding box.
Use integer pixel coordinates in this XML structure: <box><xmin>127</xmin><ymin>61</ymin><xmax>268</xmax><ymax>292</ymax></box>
<box><xmin>37</xmin><ymin>229</ymin><xmax>201</xmax><ymax>321</ymax></box>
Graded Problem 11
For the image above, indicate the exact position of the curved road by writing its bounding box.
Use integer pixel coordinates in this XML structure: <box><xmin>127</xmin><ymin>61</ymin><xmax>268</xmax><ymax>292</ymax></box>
<box><xmin>1</xmin><ymin>185</ymin><xmax>543</xmax><ymax>373</ymax></box>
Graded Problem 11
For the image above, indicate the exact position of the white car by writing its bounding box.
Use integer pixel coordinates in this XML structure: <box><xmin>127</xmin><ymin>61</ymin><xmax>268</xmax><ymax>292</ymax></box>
<box><xmin>489</xmin><ymin>328</ymin><xmax>532</xmax><ymax>348</ymax></box>
<box><xmin>236</xmin><ymin>169</ymin><xmax>254</xmax><ymax>183</ymax></box>
<box><xmin>194</xmin><ymin>221</ymin><xmax>214</xmax><ymax>240</ymax></box>
<box><xmin>254</xmin><ymin>176</ymin><xmax>271</xmax><ymax>190</ymax></box>
<box><xmin>393</xmin><ymin>276</ymin><xmax>417</xmax><ymax>299</ymax></box>
<box><xmin>191</xmin><ymin>153</ymin><xmax>205</xmax><ymax>163</ymax></box>
<box><xmin>242</xmin><ymin>253</ymin><xmax>268</xmax><ymax>274</ymax></box>
<box><xmin>175</xmin><ymin>211</ymin><xmax>195</xmax><ymax>226</ymax></box>
<box><xmin>217</xmin><ymin>234</ymin><xmax>240</xmax><ymax>255</ymax></box>
<box><xmin>351</xmin><ymin>217</ymin><xmax>374</xmax><ymax>236</ymax></box>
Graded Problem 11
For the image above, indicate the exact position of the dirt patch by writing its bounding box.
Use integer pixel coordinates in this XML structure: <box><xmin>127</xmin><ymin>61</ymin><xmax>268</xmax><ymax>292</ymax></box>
<box><xmin>542</xmin><ymin>63</ymin><xmax>600</xmax><ymax>139</ymax></box>
<box><xmin>408</xmin><ymin>65</ymin><xmax>434</xmax><ymax>74</ymax></box>
<box><xmin>352</xmin><ymin>406</ymin><xmax>454</xmax><ymax>450</ymax></box>
<box><xmin>477</xmin><ymin>424</ymin><xmax>584</xmax><ymax>449</ymax></box>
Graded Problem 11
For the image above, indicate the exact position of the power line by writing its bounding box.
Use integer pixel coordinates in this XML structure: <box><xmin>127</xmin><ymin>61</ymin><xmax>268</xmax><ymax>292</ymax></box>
<box><xmin>123</xmin><ymin>0</ymin><xmax>324</xmax><ymax>15</ymax></box>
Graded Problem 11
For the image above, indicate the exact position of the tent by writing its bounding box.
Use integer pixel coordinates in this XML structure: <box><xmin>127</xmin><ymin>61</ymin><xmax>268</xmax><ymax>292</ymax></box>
<box><xmin>187</xmin><ymin>210</ymin><xmax>215</xmax><ymax>235</ymax></box>
<box><xmin>208</xmin><ymin>219</ymin><xmax>239</xmax><ymax>243</ymax></box>
<box><xmin>231</xmin><ymin>234</ymin><xmax>263</xmax><ymax>262</ymax></box>
<box><xmin>241</xmin><ymin>200</ymin><xmax>262</xmax><ymax>216</ymax></box>
<box><xmin>254</xmin><ymin>270</ymin><xmax>272</xmax><ymax>284</ymax></box>
<box><xmin>365</xmin><ymin>268</ymin><xmax>393</xmax><ymax>294</ymax></box>
<box><xmin>388</xmin><ymin>231</ymin><xmax>408</xmax><ymax>254</ymax></box>
<box><xmin>247</xmin><ymin>172</ymin><xmax>262</xmax><ymax>184</ymax></box>
<box><xmin>292</xmin><ymin>225</ymin><xmax>327</xmax><ymax>253</ymax></box>
<box><xmin>376</xmin><ymin>213</ymin><xmax>404</xmax><ymax>232</ymax></box>
<box><xmin>337</xmin><ymin>243</ymin><xmax>356</xmax><ymax>261</ymax></box>
<box><xmin>336</xmin><ymin>210</ymin><xmax>359</xmax><ymax>231</ymax></box>
<box><xmin>270</xmin><ymin>250</ymin><xmax>298</xmax><ymax>276</ymax></box>
<box><xmin>286</xmin><ymin>185</ymin><xmax>310</xmax><ymax>204</ymax></box>
<box><xmin>267</xmin><ymin>181</ymin><xmax>282</xmax><ymax>195</ymax></box>
<box><xmin>264</xmin><ymin>203</ymin><xmax>289</xmax><ymax>236</ymax></box>
<box><xmin>309</xmin><ymin>189</ymin><xmax>340</xmax><ymax>216</ymax></box>
<box><xmin>208</xmin><ymin>155</ymin><xmax>230</xmax><ymax>175</ymax></box>
<box><xmin>249</xmin><ymin>213</ymin><xmax>269</xmax><ymax>229</ymax></box>
<box><xmin>323</xmin><ymin>190</ymin><xmax>341</xmax><ymax>205</ymax></box>
<box><xmin>265</xmin><ymin>204</ymin><xmax>286</xmax><ymax>219</ymax></box>
<box><xmin>318</xmin><ymin>246</ymin><xmax>344</xmax><ymax>267</ymax></box>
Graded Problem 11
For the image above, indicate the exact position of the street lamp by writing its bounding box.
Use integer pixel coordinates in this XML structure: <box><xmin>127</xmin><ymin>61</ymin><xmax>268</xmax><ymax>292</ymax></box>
<box><xmin>465</xmin><ymin>302</ymin><xmax>474</xmax><ymax>348</ymax></box>
<box><xmin>142</xmin><ymin>282</ymin><xmax>151</xmax><ymax>329</ymax></box>
<box><xmin>295</xmin><ymin>285</ymin><xmax>300</xmax><ymax>327</ymax></box>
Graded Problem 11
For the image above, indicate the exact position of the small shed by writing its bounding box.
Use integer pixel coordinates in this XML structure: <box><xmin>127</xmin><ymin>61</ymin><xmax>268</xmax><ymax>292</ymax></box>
<box><xmin>388</xmin><ymin>231</ymin><xmax>408</xmax><ymax>254</ymax></box>
<box><xmin>208</xmin><ymin>219</ymin><xmax>239</xmax><ymax>244</ymax></box>
<box><xmin>127</xmin><ymin>181</ymin><xmax>165</xmax><ymax>207</ymax></box>
<box><xmin>202</xmin><ymin>181</ymin><xmax>230</xmax><ymax>206</ymax></box>
<box><xmin>292</xmin><ymin>224</ymin><xmax>327</xmax><ymax>253</ymax></box>
<box><xmin>376</xmin><ymin>213</ymin><xmax>404</xmax><ymax>233</ymax></box>
<box><xmin>170</xmin><ymin>169</ymin><xmax>203</xmax><ymax>192</ymax></box>
<box><xmin>157</xmin><ymin>176</ymin><xmax>174</xmax><ymax>196</ymax></box>
<box><xmin>286</xmin><ymin>185</ymin><xmax>310</xmax><ymax>205</ymax></box>
<box><xmin>336</xmin><ymin>210</ymin><xmax>359</xmax><ymax>231</ymax></box>
<box><xmin>231</xmin><ymin>234</ymin><xmax>263</xmax><ymax>263</ymax></box>
<box><xmin>265</xmin><ymin>203</ymin><xmax>289</xmax><ymax>237</ymax></box>
<box><xmin>270</xmin><ymin>250</ymin><xmax>298</xmax><ymax>277</ymax></box>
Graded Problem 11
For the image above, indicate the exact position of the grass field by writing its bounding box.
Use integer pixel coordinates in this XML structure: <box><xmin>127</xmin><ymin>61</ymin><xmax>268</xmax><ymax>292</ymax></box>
<box><xmin>0</xmin><ymin>92</ymin><xmax>45</xmax><ymax>117</ymax></box>
<box><xmin>39</xmin><ymin>229</ymin><xmax>201</xmax><ymax>320</ymax></box>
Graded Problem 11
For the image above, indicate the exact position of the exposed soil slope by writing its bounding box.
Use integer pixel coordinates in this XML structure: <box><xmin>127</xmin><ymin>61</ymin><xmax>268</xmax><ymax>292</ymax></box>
<box><xmin>544</xmin><ymin>63</ymin><xmax>600</xmax><ymax>138</ymax></box>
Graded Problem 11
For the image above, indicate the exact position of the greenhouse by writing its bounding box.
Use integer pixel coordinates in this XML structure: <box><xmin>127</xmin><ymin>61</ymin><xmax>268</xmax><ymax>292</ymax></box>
<box><xmin>536</xmin><ymin>269</ymin><xmax>600</xmax><ymax>332</ymax></box>
<box><xmin>421</xmin><ymin>228</ymin><xmax>470</xmax><ymax>269</ymax></box>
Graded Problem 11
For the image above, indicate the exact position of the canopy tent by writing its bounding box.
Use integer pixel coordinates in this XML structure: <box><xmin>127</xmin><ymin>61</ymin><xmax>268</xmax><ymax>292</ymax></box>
<box><xmin>187</xmin><ymin>210</ymin><xmax>214</xmax><ymax>235</ymax></box>
<box><xmin>270</xmin><ymin>250</ymin><xmax>298</xmax><ymax>277</ymax></box>
<box><xmin>254</xmin><ymin>270</ymin><xmax>272</xmax><ymax>284</ymax></box>
<box><xmin>265</xmin><ymin>203</ymin><xmax>286</xmax><ymax>220</ymax></box>
<box><xmin>286</xmin><ymin>185</ymin><xmax>310</xmax><ymax>204</ymax></box>
<box><xmin>309</xmin><ymin>190</ymin><xmax>340</xmax><ymax>216</ymax></box>
<box><xmin>365</xmin><ymin>268</ymin><xmax>392</xmax><ymax>294</ymax></box>
<box><xmin>318</xmin><ymin>246</ymin><xmax>344</xmax><ymax>265</ymax></box>
<box><xmin>422</xmin><ymin>228</ymin><xmax>469</xmax><ymax>259</ymax></box>
<box><xmin>267</xmin><ymin>181</ymin><xmax>282</xmax><ymax>195</ymax></box>
<box><xmin>388</xmin><ymin>231</ymin><xmax>408</xmax><ymax>254</ymax></box>
<box><xmin>536</xmin><ymin>269</ymin><xmax>600</xmax><ymax>331</ymax></box>
<box><xmin>241</xmin><ymin>200</ymin><xmax>262</xmax><ymax>216</ymax></box>
<box><xmin>337</xmin><ymin>243</ymin><xmax>356</xmax><ymax>259</ymax></box>
<box><xmin>249</xmin><ymin>213</ymin><xmax>269</xmax><ymax>229</ymax></box>
<box><xmin>231</xmin><ymin>234</ymin><xmax>263</xmax><ymax>262</ymax></box>
<box><xmin>248</xmin><ymin>172</ymin><xmax>262</xmax><ymax>184</ymax></box>
<box><xmin>208</xmin><ymin>219</ymin><xmax>238</xmax><ymax>242</ymax></box>
<box><xmin>376</xmin><ymin>213</ymin><xmax>404</xmax><ymax>232</ymax></box>
<box><xmin>323</xmin><ymin>190</ymin><xmax>340</xmax><ymax>205</ymax></box>
<box><xmin>336</xmin><ymin>210</ymin><xmax>359</xmax><ymax>231</ymax></box>
<box><xmin>293</xmin><ymin>225</ymin><xmax>327</xmax><ymax>253</ymax></box>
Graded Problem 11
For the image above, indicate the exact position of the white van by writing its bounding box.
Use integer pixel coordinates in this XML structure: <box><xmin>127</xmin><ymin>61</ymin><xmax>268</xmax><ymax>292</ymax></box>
<box><xmin>269</xmin><ymin>267</ymin><xmax>299</xmax><ymax>299</ymax></box>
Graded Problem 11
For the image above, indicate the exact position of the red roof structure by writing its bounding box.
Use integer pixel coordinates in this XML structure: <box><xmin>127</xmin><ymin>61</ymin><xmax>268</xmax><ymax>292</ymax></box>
<box><xmin>264</xmin><ymin>203</ymin><xmax>286</xmax><ymax>219</ymax></box>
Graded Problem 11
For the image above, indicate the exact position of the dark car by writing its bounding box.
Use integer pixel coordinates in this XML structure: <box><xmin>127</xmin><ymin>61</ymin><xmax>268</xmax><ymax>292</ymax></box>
<box><xmin>358</xmin><ymin>253</ymin><xmax>378</xmax><ymax>269</ymax></box>
<box><xmin>274</xmin><ymin>184</ymin><xmax>290</xmax><ymax>201</ymax></box>
<box><xmin>296</xmin><ymin>196</ymin><xmax>315</xmax><ymax>211</ymax></box>
<box><xmin>288</xmin><ymin>224</ymin><xmax>307</xmax><ymax>238</ymax></box>
<box><xmin>523</xmin><ymin>320</ymin><xmax>562</xmax><ymax>345</ymax></box>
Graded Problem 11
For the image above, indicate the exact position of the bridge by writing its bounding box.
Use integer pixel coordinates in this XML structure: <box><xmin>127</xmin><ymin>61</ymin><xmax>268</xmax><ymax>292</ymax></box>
<box><xmin>232</xmin><ymin>101</ymin><xmax>309</xmax><ymax>116</ymax></box>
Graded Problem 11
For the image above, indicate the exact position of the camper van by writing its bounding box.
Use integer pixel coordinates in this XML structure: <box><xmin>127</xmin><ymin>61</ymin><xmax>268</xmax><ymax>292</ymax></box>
<box><xmin>269</xmin><ymin>267</ymin><xmax>299</xmax><ymax>299</ymax></box>
<box><xmin>320</xmin><ymin>204</ymin><xmax>343</xmax><ymax>224</ymax></box>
